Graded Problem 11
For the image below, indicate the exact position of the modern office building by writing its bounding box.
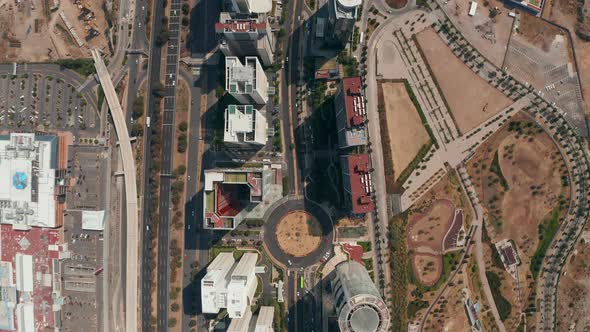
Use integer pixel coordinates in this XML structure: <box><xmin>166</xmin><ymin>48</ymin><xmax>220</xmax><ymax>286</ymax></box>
<box><xmin>201</xmin><ymin>253</ymin><xmax>258</xmax><ymax>319</ymax></box>
<box><xmin>217</xmin><ymin>13</ymin><xmax>275</xmax><ymax>66</ymax></box>
<box><xmin>226</xmin><ymin>56</ymin><xmax>269</xmax><ymax>105</ymax></box>
<box><xmin>0</xmin><ymin>133</ymin><xmax>63</xmax><ymax>230</ymax></box>
<box><xmin>335</xmin><ymin>77</ymin><xmax>368</xmax><ymax>149</ymax></box>
<box><xmin>254</xmin><ymin>306</ymin><xmax>275</xmax><ymax>332</ymax></box>
<box><xmin>327</xmin><ymin>0</ymin><xmax>361</xmax><ymax>45</ymax></box>
<box><xmin>227</xmin><ymin>253</ymin><xmax>258</xmax><ymax>318</ymax></box>
<box><xmin>227</xmin><ymin>308</ymin><xmax>253</xmax><ymax>332</ymax></box>
<box><xmin>202</xmin><ymin>252</ymin><xmax>235</xmax><ymax>314</ymax></box>
<box><xmin>340</xmin><ymin>154</ymin><xmax>374</xmax><ymax>215</ymax></box>
<box><xmin>224</xmin><ymin>105</ymin><xmax>269</xmax><ymax>145</ymax></box>
<box><xmin>332</xmin><ymin>261</ymin><xmax>390</xmax><ymax>332</ymax></box>
<box><xmin>203</xmin><ymin>166</ymin><xmax>274</xmax><ymax>230</ymax></box>
<box><xmin>229</xmin><ymin>0</ymin><xmax>272</xmax><ymax>13</ymax></box>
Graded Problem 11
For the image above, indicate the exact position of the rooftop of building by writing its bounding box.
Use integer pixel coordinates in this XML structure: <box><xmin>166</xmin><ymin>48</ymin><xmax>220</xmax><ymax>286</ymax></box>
<box><xmin>231</xmin><ymin>252</ymin><xmax>257</xmax><ymax>278</ymax></box>
<box><xmin>1</xmin><ymin>224</ymin><xmax>63</xmax><ymax>331</ymax></box>
<box><xmin>224</xmin><ymin>105</ymin><xmax>268</xmax><ymax>145</ymax></box>
<box><xmin>216</xmin><ymin>14</ymin><xmax>267</xmax><ymax>33</ymax></box>
<box><xmin>343</xmin><ymin>154</ymin><xmax>374</xmax><ymax>214</ymax></box>
<box><xmin>255</xmin><ymin>306</ymin><xmax>275</xmax><ymax>330</ymax></box>
<box><xmin>333</xmin><ymin>0</ymin><xmax>361</xmax><ymax>18</ymax></box>
<box><xmin>226</xmin><ymin>56</ymin><xmax>261</xmax><ymax>94</ymax></box>
<box><xmin>335</xmin><ymin>261</ymin><xmax>380</xmax><ymax>299</ymax></box>
<box><xmin>341</xmin><ymin>77</ymin><xmax>365</xmax><ymax>128</ymax></box>
<box><xmin>0</xmin><ymin>133</ymin><xmax>60</xmax><ymax>229</ymax></box>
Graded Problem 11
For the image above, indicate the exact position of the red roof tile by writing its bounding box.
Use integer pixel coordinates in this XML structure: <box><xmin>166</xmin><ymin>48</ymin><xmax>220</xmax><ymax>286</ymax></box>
<box><xmin>341</xmin><ymin>77</ymin><xmax>366</xmax><ymax>129</ymax></box>
<box><xmin>345</xmin><ymin>154</ymin><xmax>375</xmax><ymax>214</ymax></box>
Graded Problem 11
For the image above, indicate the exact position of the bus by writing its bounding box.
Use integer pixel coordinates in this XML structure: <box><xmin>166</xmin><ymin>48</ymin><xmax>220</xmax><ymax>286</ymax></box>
<box><xmin>300</xmin><ymin>276</ymin><xmax>304</xmax><ymax>289</ymax></box>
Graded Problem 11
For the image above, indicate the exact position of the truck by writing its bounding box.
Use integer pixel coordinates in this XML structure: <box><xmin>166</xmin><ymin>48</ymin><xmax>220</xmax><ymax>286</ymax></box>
<box><xmin>146</xmin><ymin>116</ymin><xmax>151</xmax><ymax>128</ymax></box>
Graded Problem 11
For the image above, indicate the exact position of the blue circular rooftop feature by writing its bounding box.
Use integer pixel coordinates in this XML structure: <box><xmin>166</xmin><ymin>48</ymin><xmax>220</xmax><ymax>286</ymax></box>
<box><xmin>12</xmin><ymin>172</ymin><xmax>28</xmax><ymax>190</ymax></box>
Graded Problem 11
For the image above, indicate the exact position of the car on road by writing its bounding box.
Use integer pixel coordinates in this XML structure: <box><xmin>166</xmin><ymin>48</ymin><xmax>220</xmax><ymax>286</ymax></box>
<box><xmin>287</xmin><ymin>259</ymin><xmax>292</xmax><ymax>266</ymax></box>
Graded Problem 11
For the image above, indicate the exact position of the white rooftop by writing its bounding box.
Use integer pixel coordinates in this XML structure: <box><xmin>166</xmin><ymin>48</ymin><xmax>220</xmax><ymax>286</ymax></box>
<box><xmin>0</xmin><ymin>133</ymin><xmax>59</xmax><ymax>229</ymax></box>
<box><xmin>81</xmin><ymin>210</ymin><xmax>106</xmax><ymax>231</ymax></box>
<box><xmin>224</xmin><ymin>105</ymin><xmax>268</xmax><ymax>145</ymax></box>
<box><xmin>248</xmin><ymin>0</ymin><xmax>272</xmax><ymax>13</ymax></box>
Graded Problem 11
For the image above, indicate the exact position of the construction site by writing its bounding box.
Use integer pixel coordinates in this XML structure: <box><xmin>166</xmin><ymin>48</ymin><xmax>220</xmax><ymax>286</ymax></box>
<box><xmin>0</xmin><ymin>0</ymin><xmax>110</xmax><ymax>62</ymax></box>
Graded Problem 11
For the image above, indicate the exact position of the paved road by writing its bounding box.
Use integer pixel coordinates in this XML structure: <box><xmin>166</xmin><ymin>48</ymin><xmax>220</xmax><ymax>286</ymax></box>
<box><xmin>140</xmin><ymin>0</ymin><xmax>167</xmax><ymax>329</ymax></box>
<box><xmin>155</xmin><ymin>0</ymin><xmax>184</xmax><ymax>329</ymax></box>
<box><xmin>280</xmin><ymin>0</ymin><xmax>305</xmax><ymax>195</ymax></box>
<box><xmin>92</xmin><ymin>49</ymin><xmax>140</xmax><ymax>332</ymax></box>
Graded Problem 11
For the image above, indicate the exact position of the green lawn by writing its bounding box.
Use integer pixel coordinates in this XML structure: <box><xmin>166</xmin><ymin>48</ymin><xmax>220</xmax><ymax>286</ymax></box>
<box><xmin>530</xmin><ymin>205</ymin><xmax>561</xmax><ymax>279</ymax></box>
<box><xmin>358</xmin><ymin>241</ymin><xmax>372</xmax><ymax>252</ymax></box>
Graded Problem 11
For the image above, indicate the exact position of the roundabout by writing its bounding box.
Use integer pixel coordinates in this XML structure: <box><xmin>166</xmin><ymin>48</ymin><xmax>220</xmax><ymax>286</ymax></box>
<box><xmin>263</xmin><ymin>199</ymin><xmax>334</xmax><ymax>268</ymax></box>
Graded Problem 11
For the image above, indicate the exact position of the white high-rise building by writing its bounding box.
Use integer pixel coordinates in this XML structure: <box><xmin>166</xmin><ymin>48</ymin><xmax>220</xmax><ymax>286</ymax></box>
<box><xmin>201</xmin><ymin>252</ymin><xmax>235</xmax><ymax>314</ymax></box>
<box><xmin>224</xmin><ymin>105</ymin><xmax>268</xmax><ymax>145</ymax></box>
<box><xmin>254</xmin><ymin>306</ymin><xmax>275</xmax><ymax>332</ymax></box>
<box><xmin>227</xmin><ymin>253</ymin><xmax>258</xmax><ymax>318</ymax></box>
<box><xmin>225</xmin><ymin>56</ymin><xmax>269</xmax><ymax>105</ymax></box>
<box><xmin>230</xmin><ymin>0</ymin><xmax>272</xmax><ymax>13</ymax></box>
<box><xmin>201</xmin><ymin>253</ymin><xmax>258</xmax><ymax>319</ymax></box>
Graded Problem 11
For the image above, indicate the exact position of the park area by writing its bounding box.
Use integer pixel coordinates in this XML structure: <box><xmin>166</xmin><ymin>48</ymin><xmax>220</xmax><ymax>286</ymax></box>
<box><xmin>276</xmin><ymin>211</ymin><xmax>322</xmax><ymax>257</ymax></box>
<box><xmin>558</xmin><ymin>234</ymin><xmax>590</xmax><ymax>330</ymax></box>
<box><xmin>405</xmin><ymin>172</ymin><xmax>471</xmax><ymax>299</ymax></box>
<box><xmin>415</xmin><ymin>28</ymin><xmax>512</xmax><ymax>134</ymax></box>
<box><xmin>466</xmin><ymin>115</ymin><xmax>569</xmax><ymax>327</ymax></box>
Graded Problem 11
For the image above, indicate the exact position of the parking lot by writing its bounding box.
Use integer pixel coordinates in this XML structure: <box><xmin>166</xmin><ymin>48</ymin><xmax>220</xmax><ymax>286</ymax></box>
<box><xmin>60</xmin><ymin>210</ymin><xmax>104</xmax><ymax>332</ymax></box>
<box><xmin>66</xmin><ymin>145</ymin><xmax>108</xmax><ymax>210</ymax></box>
<box><xmin>0</xmin><ymin>72</ymin><xmax>98</xmax><ymax>133</ymax></box>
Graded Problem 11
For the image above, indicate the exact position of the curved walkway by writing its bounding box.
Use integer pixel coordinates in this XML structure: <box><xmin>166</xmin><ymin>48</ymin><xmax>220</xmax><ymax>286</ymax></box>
<box><xmin>92</xmin><ymin>49</ymin><xmax>139</xmax><ymax>332</ymax></box>
<box><xmin>263</xmin><ymin>199</ymin><xmax>334</xmax><ymax>268</ymax></box>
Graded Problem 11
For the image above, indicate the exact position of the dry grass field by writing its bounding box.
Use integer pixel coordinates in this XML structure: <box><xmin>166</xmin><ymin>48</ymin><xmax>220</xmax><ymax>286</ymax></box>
<box><xmin>407</xmin><ymin>200</ymin><xmax>455</xmax><ymax>251</ymax></box>
<box><xmin>466</xmin><ymin>115</ymin><xmax>569</xmax><ymax>327</ymax></box>
<box><xmin>423</xmin><ymin>269</ymin><xmax>470</xmax><ymax>332</ymax></box>
<box><xmin>412</xmin><ymin>254</ymin><xmax>443</xmax><ymax>287</ymax></box>
<box><xmin>557</xmin><ymin>235</ymin><xmax>590</xmax><ymax>330</ymax></box>
<box><xmin>380</xmin><ymin>82</ymin><xmax>431</xmax><ymax>181</ymax></box>
<box><xmin>276</xmin><ymin>211</ymin><xmax>321</xmax><ymax>257</ymax></box>
<box><xmin>415</xmin><ymin>28</ymin><xmax>513</xmax><ymax>133</ymax></box>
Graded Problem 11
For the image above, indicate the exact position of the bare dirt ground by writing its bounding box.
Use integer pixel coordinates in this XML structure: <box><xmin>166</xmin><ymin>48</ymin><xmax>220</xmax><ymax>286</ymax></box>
<box><xmin>423</xmin><ymin>265</ymin><xmax>471</xmax><ymax>332</ymax></box>
<box><xmin>407</xmin><ymin>199</ymin><xmax>455</xmax><ymax>251</ymax></box>
<box><xmin>380</xmin><ymin>81</ymin><xmax>430</xmax><ymax>180</ymax></box>
<box><xmin>519</xmin><ymin>13</ymin><xmax>569</xmax><ymax>54</ymax></box>
<box><xmin>413</xmin><ymin>253</ymin><xmax>443</xmax><ymax>287</ymax></box>
<box><xmin>557</xmin><ymin>235</ymin><xmax>590</xmax><ymax>331</ymax></box>
<box><xmin>386</xmin><ymin>0</ymin><xmax>408</xmax><ymax>9</ymax></box>
<box><xmin>416</xmin><ymin>28</ymin><xmax>513</xmax><ymax>133</ymax></box>
<box><xmin>276</xmin><ymin>211</ymin><xmax>321</xmax><ymax>257</ymax></box>
<box><xmin>0</xmin><ymin>0</ymin><xmax>109</xmax><ymax>61</ymax></box>
<box><xmin>466</xmin><ymin>114</ymin><xmax>568</xmax><ymax>328</ymax></box>
<box><xmin>443</xmin><ymin>0</ymin><xmax>514</xmax><ymax>66</ymax></box>
<box><xmin>542</xmin><ymin>0</ymin><xmax>590</xmax><ymax>118</ymax></box>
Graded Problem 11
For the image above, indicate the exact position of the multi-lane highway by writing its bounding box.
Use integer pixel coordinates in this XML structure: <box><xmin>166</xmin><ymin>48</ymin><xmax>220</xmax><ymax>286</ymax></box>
<box><xmin>140</xmin><ymin>0</ymin><xmax>167</xmax><ymax>329</ymax></box>
<box><xmin>154</xmin><ymin>0</ymin><xmax>184</xmax><ymax>329</ymax></box>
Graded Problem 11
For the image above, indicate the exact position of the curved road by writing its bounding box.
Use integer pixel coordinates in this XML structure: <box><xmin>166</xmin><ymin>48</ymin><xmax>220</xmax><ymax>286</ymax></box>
<box><xmin>91</xmin><ymin>49</ymin><xmax>139</xmax><ymax>332</ymax></box>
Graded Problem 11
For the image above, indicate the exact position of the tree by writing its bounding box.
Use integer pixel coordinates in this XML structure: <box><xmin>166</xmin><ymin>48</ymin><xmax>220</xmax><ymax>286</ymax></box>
<box><xmin>182</xmin><ymin>3</ymin><xmax>190</xmax><ymax>15</ymax></box>
<box><xmin>152</xmin><ymin>82</ymin><xmax>166</xmax><ymax>98</ymax></box>
<box><xmin>173</xmin><ymin>165</ymin><xmax>186</xmax><ymax>177</ymax></box>
<box><xmin>168</xmin><ymin>318</ymin><xmax>177</xmax><ymax>327</ymax></box>
<box><xmin>182</xmin><ymin>16</ymin><xmax>189</xmax><ymax>26</ymax></box>
<box><xmin>179</xmin><ymin>121</ymin><xmax>188</xmax><ymax>132</ymax></box>
<box><xmin>171</xmin><ymin>303</ymin><xmax>180</xmax><ymax>312</ymax></box>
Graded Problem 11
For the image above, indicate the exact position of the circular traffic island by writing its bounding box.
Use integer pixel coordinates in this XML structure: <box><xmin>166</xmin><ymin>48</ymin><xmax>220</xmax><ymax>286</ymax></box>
<box><xmin>264</xmin><ymin>199</ymin><xmax>333</xmax><ymax>268</ymax></box>
<box><xmin>276</xmin><ymin>211</ymin><xmax>322</xmax><ymax>257</ymax></box>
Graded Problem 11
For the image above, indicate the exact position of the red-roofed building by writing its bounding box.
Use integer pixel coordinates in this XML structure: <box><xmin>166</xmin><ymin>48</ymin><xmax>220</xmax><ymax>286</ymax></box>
<box><xmin>203</xmin><ymin>165</ymin><xmax>282</xmax><ymax>230</ymax></box>
<box><xmin>334</xmin><ymin>77</ymin><xmax>368</xmax><ymax>149</ymax></box>
<box><xmin>340</xmin><ymin>154</ymin><xmax>374</xmax><ymax>215</ymax></box>
<box><xmin>216</xmin><ymin>12</ymin><xmax>274</xmax><ymax>66</ymax></box>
